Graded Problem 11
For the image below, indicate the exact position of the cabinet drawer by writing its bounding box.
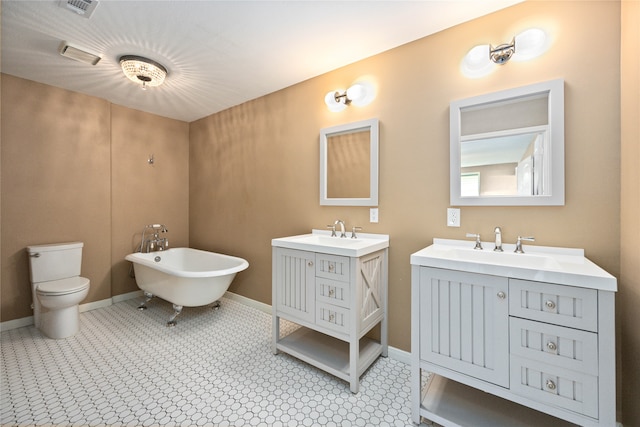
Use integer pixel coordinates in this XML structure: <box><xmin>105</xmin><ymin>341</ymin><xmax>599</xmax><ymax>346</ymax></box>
<box><xmin>316</xmin><ymin>302</ymin><xmax>349</xmax><ymax>335</ymax></box>
<box><xmin>511</xmin><ymin>355</ymin><xmax>598</xmax><ymax>419</ymax></box>
<box><xmin>509</xmin><ymin>279</ymin><xmax>598</xmax><ymax>332</ymax></box>
<box><xmin>316</xmin><ymin>278</ymin><xmax>350</xmax><ymax>309</ymax></box>
<box><xmin>315</xmin><ymin>254</ymin><xmax>350</xmax><ymax>283</ymax></box>
<box><xmin>510</xmin><ymin>317</ymin><xmax>598</xmax><ymax>375</ymax></box>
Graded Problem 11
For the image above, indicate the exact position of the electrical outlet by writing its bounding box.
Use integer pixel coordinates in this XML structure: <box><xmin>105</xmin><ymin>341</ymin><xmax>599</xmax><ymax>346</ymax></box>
<box><xmin>370</xmin><ymin>208</ymin><xmax>379</xmax><ymax>223</ymax></box>
<box><xmin>447</xmin><ymin>208</ymin><xmax>460</xmax><ymax>227</ymax></box>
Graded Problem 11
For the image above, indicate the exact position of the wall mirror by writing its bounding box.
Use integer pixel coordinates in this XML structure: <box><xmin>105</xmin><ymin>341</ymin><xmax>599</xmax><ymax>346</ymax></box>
<box><xmin>320</xmin><ymin>118</ymin><xmax>379</xmax><ymax>206</ymax></box>
<box><xmin>450</xmin><ymin>79</ymin><xmax>564</xmax><ymax>206</ymax></box>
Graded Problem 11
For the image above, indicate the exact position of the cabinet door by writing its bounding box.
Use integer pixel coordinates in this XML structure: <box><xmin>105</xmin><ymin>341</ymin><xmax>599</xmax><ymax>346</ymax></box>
<box><xmin>274</xmin><ymin>248</ymin><xmax>315</xmax><ymax>323</ymax></box>
<box><xmin>419</xmin><ymin>267</ymin><xmax>509</xmax><ymax>387</ymax></box>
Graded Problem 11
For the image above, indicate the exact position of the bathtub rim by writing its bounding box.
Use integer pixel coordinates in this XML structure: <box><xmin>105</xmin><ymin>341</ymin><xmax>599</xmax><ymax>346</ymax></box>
<box><xmin>125</xmin><ymin>247</ymin><xmax>249</xmax><ymax>278</ymax></box>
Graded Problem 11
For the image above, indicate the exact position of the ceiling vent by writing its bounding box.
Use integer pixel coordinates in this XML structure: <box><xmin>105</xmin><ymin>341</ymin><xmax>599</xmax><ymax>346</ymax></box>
<box><xmin>58</xmin><ymin>0</ymin><xmax>99</xmax><ymax>18</ymax></box>
<box><xmin>60</xmin><ymin>43</ymin><xmax>101</xmax><ymax>65</ymax></box>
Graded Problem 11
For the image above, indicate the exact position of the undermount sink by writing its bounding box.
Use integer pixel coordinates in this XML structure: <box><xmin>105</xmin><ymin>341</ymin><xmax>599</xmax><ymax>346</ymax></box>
<box><xmin>438</xmin><ymin>247</ymin><xmax>562</xmax><ymax>270</ymax></box>
<box><xmin>272</xmin><ymin>230</ymin><xmax>389</xmax><ymax>257</ymax></box>
<box><xmin>411</xmin><ymin>238</ymin><xmax>616</xmax><ymax>291</ymax></box>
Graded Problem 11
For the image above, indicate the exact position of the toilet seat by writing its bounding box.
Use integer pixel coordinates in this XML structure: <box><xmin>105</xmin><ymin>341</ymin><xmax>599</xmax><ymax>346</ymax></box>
<box><xmin>37</xmin><ymin>277</ymin><xmax>90</xmax><ymax>296</ymax></box>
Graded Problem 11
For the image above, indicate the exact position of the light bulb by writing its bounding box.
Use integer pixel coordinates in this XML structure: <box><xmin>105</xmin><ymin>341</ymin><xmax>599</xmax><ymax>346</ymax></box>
<box><xmin>514</xmin><ymin>28</ymin><xmax>547</xmax><ymax>61</ymax></box>
<box><xmin>461</xmin><ymin>44</ymin><xmax>493</xmax><ymax>78</ymax></box>
<box><xmin>347</xmin><ymin>82</ymin><xmax>375</xmax><ymax>107</ymax></box>
<box><xmin>325</xmin><ymin>90</ymin><xmax>346</xmax><ymax>112</ymax></box>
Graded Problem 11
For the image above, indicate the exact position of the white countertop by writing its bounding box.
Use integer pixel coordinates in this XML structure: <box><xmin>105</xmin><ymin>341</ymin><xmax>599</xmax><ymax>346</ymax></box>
<box><xmin>272</xmin><ymin>229</ymin><xmax>389</xmax><ymax>257</ymax></box>
<box><xmin>411</xmin><ymin>238</ymin><xmax>617</xmax><ymax>292</ymax></box>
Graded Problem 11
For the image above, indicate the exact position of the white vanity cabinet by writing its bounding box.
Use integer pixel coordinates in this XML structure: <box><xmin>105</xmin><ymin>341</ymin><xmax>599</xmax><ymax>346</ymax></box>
<box><xmin>272</xmin><ymin>231</ymin><xmax>389</xmax><ymax>393</ymax></box>
<box><xmin>411</xmin><ymin>240</ymin><xmax>617</xmax><ymax>427</ymax></box>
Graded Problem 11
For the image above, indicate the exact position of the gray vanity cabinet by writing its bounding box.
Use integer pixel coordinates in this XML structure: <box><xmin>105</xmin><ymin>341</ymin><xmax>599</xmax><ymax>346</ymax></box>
<box><xmin>411</xmin><ymin>265</ymin><xmax>616</xmax><ymax>427</ymax></box>
<box><xmin>272</xmin><ymin>246</ymin><xmax>388</xmax><ymax>393</ymax></box>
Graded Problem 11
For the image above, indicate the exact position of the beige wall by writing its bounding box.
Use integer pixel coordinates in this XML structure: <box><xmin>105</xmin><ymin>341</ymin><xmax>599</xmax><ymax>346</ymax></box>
<box><xmin>620</xmin><ymin>0</ymin><xmax>640</xmax><ymax>424</ymax></box>
<box><xmin>0</xmin><ymin>75</ymin><xmax>189</xmax><ymax>321</ymax></box>
<box><xmin>190</xmin><ymin>0</ymin><xmax>621</xmax><ymax>350</ymax></box>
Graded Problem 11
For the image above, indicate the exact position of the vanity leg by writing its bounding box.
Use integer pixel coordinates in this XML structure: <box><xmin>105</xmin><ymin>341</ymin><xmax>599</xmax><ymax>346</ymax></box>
<box><xmin>272</xmin><ymin>314</ymin><xmax>279</xmax><ymax>355</ymax></box>
<box><xmin>349</xmin><ymin>336</ymin><xmax>359</xmax><ymax>393</ymax></box>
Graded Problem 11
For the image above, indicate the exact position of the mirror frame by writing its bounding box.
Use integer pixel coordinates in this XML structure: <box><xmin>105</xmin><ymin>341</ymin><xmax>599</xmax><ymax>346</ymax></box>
<box><xmin>320</xmin><ymin>118</ymin><xmax>379</xmax><ymax>206</ymax></box>
<box><xmin>450</xmin><ymin>79</ymin><xmax>565</xmax><ymax>206</ymax></box>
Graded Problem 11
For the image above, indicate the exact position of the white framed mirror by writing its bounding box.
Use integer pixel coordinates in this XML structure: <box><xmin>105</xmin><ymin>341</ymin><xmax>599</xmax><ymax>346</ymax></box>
<box><xmin>450</xmin><ymin>79</ymin><xmax>564</xmax><ymax>206</ymax></box>
<box><xmin>320</xmin><ymin>118</ymin><xmax>379</xmax><ymax>206</ymax></box>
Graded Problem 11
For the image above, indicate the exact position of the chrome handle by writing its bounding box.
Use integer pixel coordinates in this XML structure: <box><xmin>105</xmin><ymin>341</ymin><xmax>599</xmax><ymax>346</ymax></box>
<box><xmin>545</xmin><ymin>300</ymin><xmax>556</xmax><ymax>310</ymax></box>
<box><xmin>497</xmin><ymin>291</ymin><xmax>506</xmax><ymax>300</ymax></box>
<box><xmin>30</xmin><ymin>253</ymin><xmax>41</xmax><ymax>258</ymax></box>
<box><xmin>546</xmin><ymin>379</ymin><xmax>556</xmax><ymax>390</ymax></box>
<box><xmin>546</xmin><ymin>341</ymin><xmax>557</xmax><ymax>351</ymax></box>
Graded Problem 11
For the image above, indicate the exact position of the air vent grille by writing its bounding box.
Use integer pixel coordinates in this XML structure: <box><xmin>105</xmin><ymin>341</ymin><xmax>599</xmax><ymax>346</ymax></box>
<box><xmin>58</xmin><ymin>0</ymin><xmax>99</xmax><ymax>18</ymax></box>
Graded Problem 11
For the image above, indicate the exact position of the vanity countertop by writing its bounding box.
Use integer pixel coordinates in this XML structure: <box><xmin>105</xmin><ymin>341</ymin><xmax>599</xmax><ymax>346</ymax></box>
<box><xmin>411</xmin><ymin>238</ymin><xmax>616</xmax><ymax>292</ymax></box>
<box><xmin>272</xmin><ymin>229</ymin><xmax>389</xmax><ymax>257</ymax></box>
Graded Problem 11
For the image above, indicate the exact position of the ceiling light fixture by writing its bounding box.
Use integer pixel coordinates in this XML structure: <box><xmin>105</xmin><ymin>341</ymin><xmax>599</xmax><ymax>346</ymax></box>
<box><xmin>462</xmin><ymin>28</ymin><xmax>548</xmax><ymax>78</ymax></box>
<box><xmin>119</xmin><ymin>55</ymin><xmax>167</xmax><ymax>90</ymax></box>
<box><xmin>324</xmin><ymin>82</ymin><xmax>375</xmax><ymax>112</ymax></box>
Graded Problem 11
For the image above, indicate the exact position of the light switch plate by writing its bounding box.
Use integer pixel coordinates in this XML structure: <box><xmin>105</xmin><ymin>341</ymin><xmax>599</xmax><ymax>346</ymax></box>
<box><xmin>447</xmin><ymin>208</ymin><xmax>460</xmax><ymax>227</ymax></box>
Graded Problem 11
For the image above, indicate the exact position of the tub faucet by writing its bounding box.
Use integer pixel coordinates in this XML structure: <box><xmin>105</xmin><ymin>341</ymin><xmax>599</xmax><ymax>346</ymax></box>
<box><xmin>494</xmin><ymin>227</ymin><xmax>503</xmax><ymax>252</ymax></box>
<box><xmin>334</xmin><ymin>219</ymin><xmax>346</xmax><ymax>238</ymax></box>
<box><xmin>139</xmin><ymin>224</ymin><xmax>169</xmax><ymax>253</ymax></box>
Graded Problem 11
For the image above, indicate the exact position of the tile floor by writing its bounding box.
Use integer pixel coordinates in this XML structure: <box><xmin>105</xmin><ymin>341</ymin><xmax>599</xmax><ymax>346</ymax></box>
<box><xmin>1</xmin><ymin>296</ymin><xmax>428</xmax><ymax>426</ymax></box>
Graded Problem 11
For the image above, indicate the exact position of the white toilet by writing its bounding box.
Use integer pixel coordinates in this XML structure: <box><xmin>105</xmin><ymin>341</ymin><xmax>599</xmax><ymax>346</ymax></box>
<box><xmin>27</xmin><ymin>242</ymin><xmax>90</xmax><ymax>339</ymax></box>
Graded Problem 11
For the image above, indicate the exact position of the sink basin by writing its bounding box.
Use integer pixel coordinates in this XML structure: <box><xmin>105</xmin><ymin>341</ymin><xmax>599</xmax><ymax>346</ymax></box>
<box><xmin>272</xmin><ymin>230</ymin><xmax>389</xmax><ymax>257</ymax></box>
<box><xmin>443</xmin><ymin>247</ymin><xmax>561</xmax><ymax>270</ymax></box>
<box><xmin>410</xmin><ymin>238</ymin><xmax>617</xmax><ymax>291</ymax></box>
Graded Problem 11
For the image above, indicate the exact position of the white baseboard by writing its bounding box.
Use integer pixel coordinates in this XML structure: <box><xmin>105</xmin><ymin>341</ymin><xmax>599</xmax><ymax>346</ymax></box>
<box><xmin>1</xmin><ymin>290</ymin><xmax>144</xmax><ymax>332</ymax></box>
<box><xmin>224</xmin><ymin>291</ymin><xmax>411</xmax><ymax>366</ymax></box>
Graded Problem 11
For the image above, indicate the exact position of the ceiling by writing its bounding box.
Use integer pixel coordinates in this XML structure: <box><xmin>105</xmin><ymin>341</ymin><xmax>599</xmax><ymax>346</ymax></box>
<box><xmin>2</xmin><ymin>0</ymin><xmax>522</xmax><ymax>122</ymax></box>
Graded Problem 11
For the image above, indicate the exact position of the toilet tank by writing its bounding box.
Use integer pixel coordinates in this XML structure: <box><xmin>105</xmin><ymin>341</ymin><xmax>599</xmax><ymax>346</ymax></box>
<box><xmin>27</xmin><ymin>242</ymin><xmax>84</xmax><ymax>283</ymax></box>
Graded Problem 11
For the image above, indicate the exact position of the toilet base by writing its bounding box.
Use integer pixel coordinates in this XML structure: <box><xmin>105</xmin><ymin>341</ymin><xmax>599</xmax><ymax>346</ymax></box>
<box><xmin>39</xmin><ymin>305</ymin><xmax>80</xmax><ymax>339</ymax></box>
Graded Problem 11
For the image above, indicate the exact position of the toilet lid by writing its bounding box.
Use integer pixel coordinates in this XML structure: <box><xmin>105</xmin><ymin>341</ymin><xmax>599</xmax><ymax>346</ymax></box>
<box><xmin>37</xmin><ymin>277</ymin><xmax>90</xmax><ymax>295</ymax></box>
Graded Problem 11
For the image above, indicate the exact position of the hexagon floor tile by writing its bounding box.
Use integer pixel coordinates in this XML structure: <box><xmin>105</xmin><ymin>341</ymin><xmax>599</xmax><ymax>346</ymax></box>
<box><xmin>1</xmin><ymin>297</ymin><xmax>432</xmax><ymax>426</ymax></box>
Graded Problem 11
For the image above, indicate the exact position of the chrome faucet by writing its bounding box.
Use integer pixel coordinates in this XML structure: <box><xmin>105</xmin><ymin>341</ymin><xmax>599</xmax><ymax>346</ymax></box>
<box><xmin>334</xmin><ymin>219</ymin><xmax>347</xmax><ymax>238</ymax></box>
<box><xmin>466</xmin><ymin>233</ymin><xmax>483</xmax><ymax>250</ymax></box>
<box><xmin>514</xmin><ymin>236</ymin><xmax>535</xmax><ymax>253</ymax></box>
<box><xmin>139</xmin><ymin>224</ymin><xmax>169</xmax><ymax>253</ymax></box>
<box><xmin>494</xmin><ymin>227</ymin><xmax>503</xmax><ymax>252</ymax></box>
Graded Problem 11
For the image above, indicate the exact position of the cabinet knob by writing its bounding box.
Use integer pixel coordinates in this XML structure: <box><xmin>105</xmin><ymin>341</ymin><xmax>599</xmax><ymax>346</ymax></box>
<box><xmin>308</xmin><ymin>261</ymin><xmax>314</xmax><ymax>267</ymax></box>
<box><xmin>328</xmin><ymin>264</ymin><xmax>335</xmax><ymax>272</ymax></box>
<box><xmin>497</xmin><ymin>291</ymin><xmax>506</xmax><ymax>300</ymax></box>
<box><xmin>329</xmin><ymin>313</ymin><xmax>335</xmax><ymax>322</ymax></box>
<box><xmin>546</xmin><ymin>341</ymin><xmax>557</xmax><ymax>351</ymax></box>
<box><xmin>546</xmin><ymin>379</ymin><xmax>557</xmax><ymax>391</ymax></box>
<box><xmin>545</xmin><ymin>300</ymin><xmax>556</xmax><ymax>310</ymax></box>
<box><xmin>328</xmin><ymin>289</ymin><xmax>335</xmax><ymax>297</ymax></box>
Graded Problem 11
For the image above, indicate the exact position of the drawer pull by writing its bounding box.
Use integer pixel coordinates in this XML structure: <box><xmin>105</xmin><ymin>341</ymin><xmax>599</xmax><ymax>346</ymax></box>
<box><xmin>546</xmin><ymin>341</ymin><xmax>557</xmax><ymax>351</ymax></box>
<box><xmin>308</xmin><ymin>261</ymin><xmax>314</xmax><ymax>267</ymax></box>
<box><xmin>545</xmin><ymin>300</ymin><xmax>556</xmax><ymax>310</ymax></box>
<box><xmin>329</xmin><ymin>313</ymin><xmax>335</xmax><ymax>322</ymax></box>
<box><xmin>328</xmin><ymin>289</ymin><xmax>335</xmax><ymax>297</ymax></box>
<box><xmin>497</xmin><ymin>291</ymin><xmax>506</xmax><ymax>300</ymax></box>
<box><xmin>546</xmin><ymin>379</ymin><xmax>557</xmax><ymax>391</ymax></box>
<box><xmin>329</xmin><ymin>264</ymin><xmax>335</xmax><ymax>272</ymax></box>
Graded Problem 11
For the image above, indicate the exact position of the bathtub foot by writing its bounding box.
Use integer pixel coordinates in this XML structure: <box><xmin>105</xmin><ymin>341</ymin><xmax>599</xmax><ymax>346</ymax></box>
<box><xmin>211</xmin><ymin>301</ymin><xmax>221</xmax><ymax>310</ymax></box>
<box><xmin>167</xmin><ymin>304</ymin><xmax>183</xmax><ymax>327</ymax></box>
<box><xmin>138</xmin><ymin>292</ymin><xmax>154</xmax><ymax>310</ymax></box>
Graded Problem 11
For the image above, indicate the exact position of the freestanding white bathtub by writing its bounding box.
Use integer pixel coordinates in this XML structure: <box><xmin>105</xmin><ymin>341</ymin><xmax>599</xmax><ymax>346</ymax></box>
<box><xmin>125</xmin><ymin>248</ymin><xmax>249</xmax><ymax>325</ymax></box>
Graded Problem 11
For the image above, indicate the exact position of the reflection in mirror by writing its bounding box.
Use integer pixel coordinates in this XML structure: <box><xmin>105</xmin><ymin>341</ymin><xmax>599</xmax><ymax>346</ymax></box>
<box><xmin>320</xmin><ymin>118</ymin><xmax>379</xmax><ymax>206</ymax></box>
<box><xmin>461</xmin><ymin>128</ymin><xmax>548</xmax><ymax>197</ymax></box>
<box><xmin>326</xmin><ymin>130</ymin><xmax>370</xmax><ymax>198</ymax></box>
<box><xmin>450</xmin><ymin>79</ymin><xmax>564</xmax><ymax>206</ymax></box>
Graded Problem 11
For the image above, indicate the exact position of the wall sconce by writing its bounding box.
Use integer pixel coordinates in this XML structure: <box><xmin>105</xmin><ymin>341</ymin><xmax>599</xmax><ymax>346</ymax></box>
<box><xmin>324</xmin><ymin>82</ymin><xmax>375</xmax><ymax>112</ymax></box>
<box><xmin>461</xmin><ymin>28</ymin><xmax>548</xmax><ymax>78</ymax></box>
